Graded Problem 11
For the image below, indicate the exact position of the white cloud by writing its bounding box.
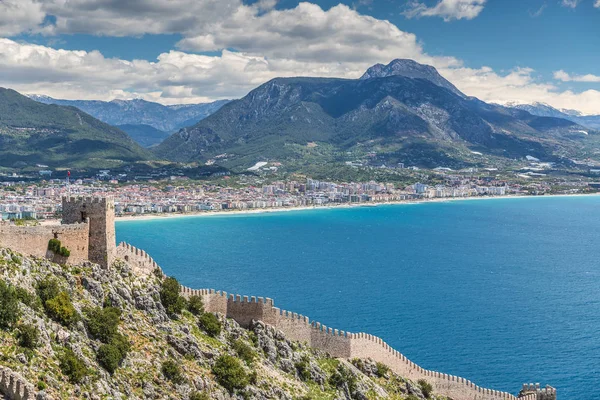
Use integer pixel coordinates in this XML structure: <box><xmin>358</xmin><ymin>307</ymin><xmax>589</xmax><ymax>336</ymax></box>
<box><xmin>0</xmin><ymin>1</ymin><xmax>598</xmax><ymax>114</ymax></box>
<box><xmin>403</xmin><ymin>0</ymin><xmax>486</xmax><ymax>21</ymax></box>
<box><xmin>595</xmin><ymin>0</ymin><xmax>600</xmax><ymax>7</ymax></box>
<box><xmin>554</xmin><ymin>70</ymin><xmax>600</xmax><ymax>83</ymax></box>
<box><xmin>0</xmin><ymin>0</ymin><xmax>46</xmax><ymax>36</ymax></box>
<box><xmin>561</xmin><ymin>0</ymin><xmax>581</xmax><ymax>8</ymax></box>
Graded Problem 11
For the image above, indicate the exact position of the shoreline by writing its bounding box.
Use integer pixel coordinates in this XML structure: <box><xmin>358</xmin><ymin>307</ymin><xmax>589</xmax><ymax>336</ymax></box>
<box><xmin>113</xmin><ymin>192</ymin><xmax>600</xmax><ymax>223</ymax></box>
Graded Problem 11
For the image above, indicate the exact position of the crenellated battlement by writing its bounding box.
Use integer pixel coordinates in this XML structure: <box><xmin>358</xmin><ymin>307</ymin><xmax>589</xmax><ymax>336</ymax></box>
<box><xmin>116</xmin><ymin>242</ymin><xmax>162</xmax><ymax>276</ymax></box>
<box><xmin>111</xmin><ymin>240</ymin><xmax>558</xmax><ymax>400</ymax></box>
<box><xmin>62</xmin><ymin>196</ymin><xmax>114</xmax><ymax>205</ymax></box>
<box><xmin>175</xmin><ymin>285</ymin><xmax>555</xmax><ymax>400</ymax></box>
<box><xmin>0</xmin><ymin>366</ymin><xmax>36</xmax><ymax>400</ymax></box>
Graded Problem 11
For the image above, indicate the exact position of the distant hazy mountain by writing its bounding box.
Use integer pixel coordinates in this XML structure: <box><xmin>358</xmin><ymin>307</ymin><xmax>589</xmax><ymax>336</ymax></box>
<box><xmin>156</xmin><ymin>59</ymin><xmax>593</xmax><ymax>170</ymax></box>
<box><xmin>115</xmin><ymin>124</ymin><xmax>171</xmax><ymax>148</ymax></box>
<box><xmin>28</xmin><ymin>95</ymin><xmax>230</xmax><ymax>146</ymax></box>
<box><xmin>506</xmin><ymin>102</ymin><xmax>600</xmax><ymax>130</ymax></box>
<box><xmin>0</xmin><ymin>88</ymin><xmax>151</xmax><ymax>168</ymax></box>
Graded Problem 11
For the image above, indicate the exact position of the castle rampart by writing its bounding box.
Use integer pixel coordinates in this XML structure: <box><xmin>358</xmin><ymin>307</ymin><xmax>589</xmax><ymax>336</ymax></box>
<box><xmin>0</xmin><ymin>366</ymin><xmax>36</xmax><ymax>400</ymax></box>
<box><xmin>0</xmin><ymin>222</ymin><xmax>89</xmax><ymax>265</ymax></box>
<box><xmin>173</xmin><ymin>282</ymin><xmax>556</xmax><ymax>400</ymax></box>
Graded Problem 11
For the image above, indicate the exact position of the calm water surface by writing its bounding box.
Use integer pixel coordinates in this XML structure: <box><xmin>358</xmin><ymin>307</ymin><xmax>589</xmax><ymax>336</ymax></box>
<box><xmin>117</xmin><ymin>196</ymin><xmax>600</xmax><ymax>399</ymax></box>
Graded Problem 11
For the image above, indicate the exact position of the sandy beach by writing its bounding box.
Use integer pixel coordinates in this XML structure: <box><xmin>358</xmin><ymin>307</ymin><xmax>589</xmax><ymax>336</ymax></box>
<box><xmin>111</xmin><ymin>192</ymin><xmax>600</xmax><ymax>222</ymax></box>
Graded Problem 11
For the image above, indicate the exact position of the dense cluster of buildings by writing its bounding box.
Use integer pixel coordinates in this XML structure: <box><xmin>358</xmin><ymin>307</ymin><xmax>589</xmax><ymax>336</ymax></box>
<box><xmin>0</xmin><ymin>175</ymin><xmax>521</xmax><ymax>220</ymax></box>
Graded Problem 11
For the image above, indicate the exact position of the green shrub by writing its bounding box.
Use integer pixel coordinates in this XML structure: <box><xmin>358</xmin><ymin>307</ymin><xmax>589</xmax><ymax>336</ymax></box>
<box><xmin>418</xmin><ymin>379</ymin><xmax>433</xmax><ymax>399</ymax></box>
<box><xmin>48</xmin><ymin>239</ymin><xmax>70</xmax><ymax>257</ymax></box>
<box><xmin>36</xmin><ymin>381</ymin><xmax>46</xmax><ymax>391</ymax></box>
<box><xmin>375</xmin><ymin>362</ymin><xmax>390</xmax><ymax>378</ymax></box>
<box><xmin>16</xmin><ymin>324</ymin><xmax>39</xmax><ymax>349</ymax></box>
<box><xmin>59</xmin><ymin>247</ymin><xmax>70</xmax><ymax>257</ymax></box>
<box><xmin>294</xmin><ymin>355</ymin><xmax>312</xmax><ymax>381</ymax></box>
<box><xmin>159</xmin><ymin>277</ymin><xmax>186</xmax><ymax>317</ymax></box>
<box><xmin>329</xmin><ymin>365</ymin><xmax>358</xmax><ymax>394</ymax></box>
<box><xmin>15</xmin><ymin>286</ymin><xmax>41</xmax><ymax>311</ymax></box>
<box><xmin>48</xmin><ymin>239</ymin><xmax>61</xmax><ymax>253</ymax></box>
<box><xmin>189</xmin><ymin>391</ymin><xmax>210</xmax><ymax>400</ymax></box>
<box><xmin>0</xmin><ymin>280</ymin><xmax>20</xmax><ymax>330</ymax></box>
<box><xmin>198</xmin><ymin>313</ymin><xmax>221</xmax><ymax>337</ymax></box>
<box><xmin>45</xmin><ymin>291</ymin><xmax>79</xmax><ymax>327</ymax></box>
<box><xmin>187</xmin><ymin>295</ymin><xmax>204</xmax><ymax>315</ymax></box>
<box><xmin>232</xmin><ymin>339</ymin><xmax>256</xmax><ymax>365</ymax></box>
<box><xmin>36</xmin><ymin>277</ymin><xmax>60</xmax><ymax>303</ymax></box>
<box><xmin>85</xmin><ymin>306</ymin><xmax>121</xmax><ymax>343</ymax></box>
<box><xmin>161</xmin><ymin>360</ymin><xmax>185</xmax><ymax>384</ymax></box>
<box><xmin>58</xmin><ymin>348</ymin><xmax>89</xmax><ymax>383</ymax></box>
<box><xmin>212</xmin><ymin>355</ymin><xmax>249</xmax><ymax>393</ymax></box>
<box><xmin>96</xmin><ymin>333</ymin><xmax>130</xmax><ymax>374</ymax></box>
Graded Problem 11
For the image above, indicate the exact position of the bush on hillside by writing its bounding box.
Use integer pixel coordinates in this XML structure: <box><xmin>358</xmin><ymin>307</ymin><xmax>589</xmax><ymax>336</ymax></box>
<box><xmin>232</xmin><ymin>339</ymin><xmax>256</xmax><ymax>365</ymax></box>
<box><xmin>198</xmin><ymin>313</ymin><xmax>221</xmax><ymax>337</ymax></box>
<box><xmin>294</xmin><ymin>355</ymin><xmax>312</xmax><ymax>382</ymax></box>
<box><xmin>16</xmin><ymin>324</ymin><xmax>39</xmax><ymax>349</ymax></box>
<box><xmin>85</xmin><ymin>306</ymin><xmax>121</xmax><ymax>343</ymax></box>
<box><xmin>0</xmin><ymin>280</ymin><xmax>20</xmax><ymax>330</ymax></box>
<box><xmin>212</xmin><ymin>355</ymin><xmax>249</xmax><ymax>393</ymax></box>
<box><xmin>187</xmin><ymin>295</ymin><xmax>204</xmax><ymax>315</ymax></box>
<box><xmin>189</xmin><ymin>391</ymin><xmax>210</xmax><ymax>400</ymax></box>
<box><xmin>36</xmin><ymin>277</ymin><xmax>60</xmax><ymax>303</ymax></box>
<box><xmin>161</xmin><ymin>360</ymin><xmax>185</xmax><ymax>384</ymax></box>
<box><xmin>418</xmin><ymin>379</ymin><xmax>433</xmax><ymax>398</ymax></box>
<box><xmin>44</xmin><ymin>291</ymin><xmax>79</xmax><ymax>327</ymax></box>
<box><xmin>97</xmin><ymin>333</ymin><xmax>131</xmax><ymax>374</ymax></box>
<box><xmin>58</xmin><ymin>348</ymin><xmax>89</xmax><ymax>383</ymax></box>
<box><xmin>329</xmin><ymin>365</ymin><xmax>358</xmax><ymax>394</ymax></box>
<box><xmin>375</xmin><ymin>362</ymin><xmax>390</xmax><ymax>378</ymax></box>
<box><xmin>159</xmin><ymin>277</ymin><xmax>187</xmax><ymax>317</ymax></box>
<box><xmin>15</xmin><ymin>287</ymin><xmax>41</xmax><ymax>311</ymax></box>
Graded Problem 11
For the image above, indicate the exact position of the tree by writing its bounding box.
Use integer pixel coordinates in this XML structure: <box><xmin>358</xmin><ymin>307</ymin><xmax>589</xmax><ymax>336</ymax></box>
<box><xmin>85</xmin><ymin>306</ymin><xmax>121</xmax><ymax>343</ymax></box>
<box><xmin>58</xmin><ymin>348</ymin><xmax>89</xmax><ymax>383</ymax></box>
<box><xmin>161</xmin><ymin>360</ymin><xmax>185</xmax><ymax>384</ymax></box>
<box><xmin>187</xmin><ymin>295</ymin><xmax>204</xmax><ymax>316</ymax></box>
<box><xmin>159</xmin><ymin>277</ymin><xmax>186</xmax><ymax>317</ymax></box>
<box><xmin>0</xmin><ymin>280</ymin><xmax>20</xmax><ymax>330</ymax></box>
<box><xmin>16</xmin><ymin>324</ymin><xmax>39</xmax><ymax>349</ymax></box>
<box><xmin>212</xmin><ymin>355</ymin><xmax>249</xmax><ymax>393</ymax></box>
<box><xmin>44</xmin><ymin>291</ymin><xmax>79</xmax><ymax>327</ymax></box>
<box><xmin>198</xmin><ymin>313</ymin><xmax>221</xmax><ymax>337</ymax></box>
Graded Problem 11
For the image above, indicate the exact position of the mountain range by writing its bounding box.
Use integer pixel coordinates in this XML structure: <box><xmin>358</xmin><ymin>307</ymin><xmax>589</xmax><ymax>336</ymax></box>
<box><xmin>29</xmin><ymin>96</ymin><xmax>230</xmax><ymax>147</ymax></box>
<box><xmin>0</xmin><ymin>88</ymin><xmax>151</xmax><ymax>169</ymax></box>
<box><xmin>155</xmin><ymin>59</ymin><xmax>597</xmax><ymax>170</ymax></box>
<box><xmin>505</xmin><ymin>102</ymin><xmax>600</xmax><ymax>130</ymax></box>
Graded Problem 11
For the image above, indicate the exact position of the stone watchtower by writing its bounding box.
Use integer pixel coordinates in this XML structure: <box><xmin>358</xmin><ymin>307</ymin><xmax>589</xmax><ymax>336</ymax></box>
<box><xmin>62</xmin><ymin>197</ymin><xmax>116</xmax><ymax>268</ymax></box>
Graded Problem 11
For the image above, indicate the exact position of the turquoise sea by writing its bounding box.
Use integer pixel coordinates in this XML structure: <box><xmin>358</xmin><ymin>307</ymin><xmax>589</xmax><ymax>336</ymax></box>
<box><xmin>117</xmin><ymin>196</ymin><xmax>600</xmax><ymax>399</ymax></box>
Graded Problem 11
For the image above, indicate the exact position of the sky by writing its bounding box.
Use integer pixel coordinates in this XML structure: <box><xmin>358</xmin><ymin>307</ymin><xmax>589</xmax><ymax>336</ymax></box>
<box><xmin>1</xmin><ymin>0</ymin><xmax>599</xmax><ymax>114</ymax></box>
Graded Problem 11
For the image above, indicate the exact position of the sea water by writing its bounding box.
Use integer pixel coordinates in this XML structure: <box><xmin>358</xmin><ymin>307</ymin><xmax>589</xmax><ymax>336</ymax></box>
<box><xmin>117</xmin><ymin>196</ymin><xmax>600</xmax><ymax>399</ymax></box>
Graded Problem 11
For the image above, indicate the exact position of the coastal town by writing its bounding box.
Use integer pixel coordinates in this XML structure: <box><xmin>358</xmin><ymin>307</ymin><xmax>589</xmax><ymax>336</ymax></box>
<box><xmin>0</xmin><ymin>169</ymin><xmax>595</xmax><ymax>221</ymax></box>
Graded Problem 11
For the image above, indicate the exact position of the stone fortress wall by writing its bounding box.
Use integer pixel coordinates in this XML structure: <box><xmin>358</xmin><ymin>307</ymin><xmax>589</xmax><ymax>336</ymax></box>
<box><xmin>0</xmin><ymin>221</ymin><xmax>89</xmax><ymax>265</ymax></box>
<box><xmin>116</xmin><ymin>240</ymin><xmax>557</xmax><ymax>400</ymax></box>
<box><xmin>0</xmin><ymin>196</ymin><xmax>116</xmax><ymax>269</ymax></box>
<box><xmin>0</xmin><ymin>366</ymin><xmax>36</xmax><ymax>400</ymax></box>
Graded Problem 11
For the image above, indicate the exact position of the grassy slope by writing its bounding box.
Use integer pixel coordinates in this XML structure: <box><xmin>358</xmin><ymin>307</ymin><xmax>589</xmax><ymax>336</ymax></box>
<box><xmin>0</xmin><ymin>88</ymin><xmax>153</xmax><ymax>168</ymax></box>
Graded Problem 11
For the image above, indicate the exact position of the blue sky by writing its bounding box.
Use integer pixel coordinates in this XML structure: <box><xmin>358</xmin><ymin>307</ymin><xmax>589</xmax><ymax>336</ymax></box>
<box><xmin>1</xmin><ymin>0</ymin><xmax>599</xmax><ymax>113</ymax></box>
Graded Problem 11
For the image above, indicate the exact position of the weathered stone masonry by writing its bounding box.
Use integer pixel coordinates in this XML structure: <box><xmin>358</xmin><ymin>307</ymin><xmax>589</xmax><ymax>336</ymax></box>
<box><xmin>0</xmin><ymin>366</ymin><xmax>36</xmax><ymax>400</ymax></box>
<box><xmin>0</xmin><ymin>222</ymin><xmax>89</xmax><ymax>265</ymax></box>
<box><xmin>0</xmin><ymin>196</ymin><xmax>116</xmax><ymax>269</ymax></box>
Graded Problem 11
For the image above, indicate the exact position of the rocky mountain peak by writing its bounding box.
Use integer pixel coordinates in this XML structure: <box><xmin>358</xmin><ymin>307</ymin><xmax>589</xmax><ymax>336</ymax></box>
<box><xmin>360</xmin><ymin>59</ymin><xmax>465</xmax><ymax>97</ymax></box>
